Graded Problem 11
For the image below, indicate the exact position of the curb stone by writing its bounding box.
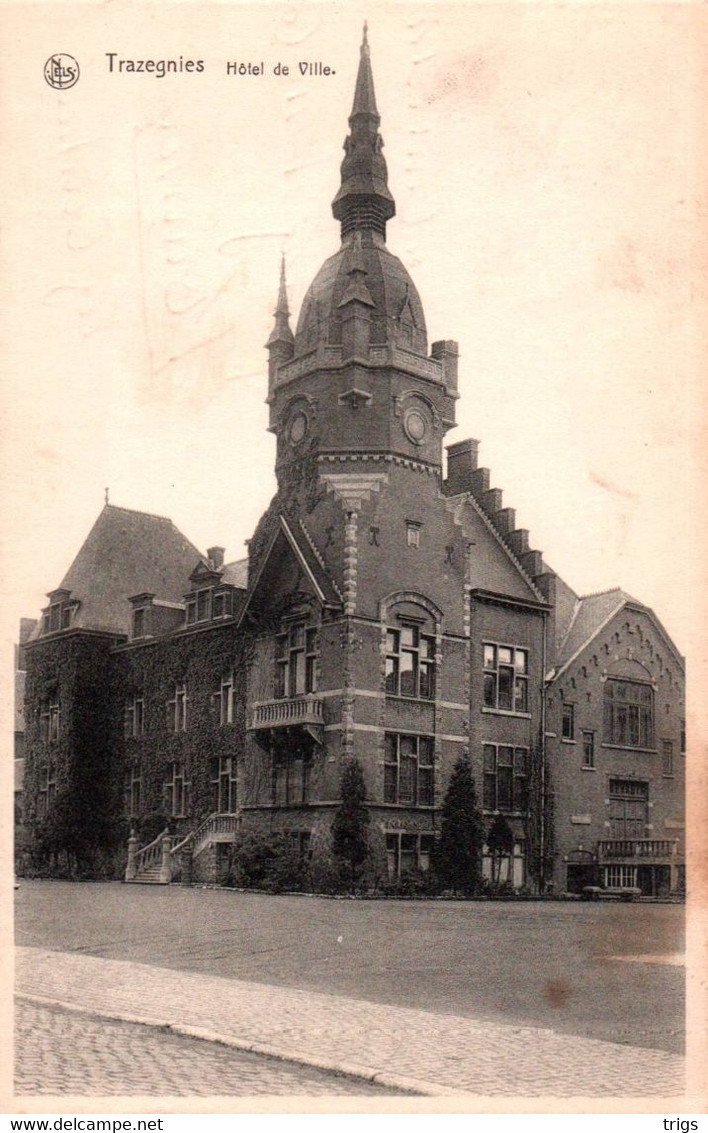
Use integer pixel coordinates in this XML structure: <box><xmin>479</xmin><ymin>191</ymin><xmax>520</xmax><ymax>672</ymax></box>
<box><xmin>16</xmin><ymin>993</ymin><xmax>446</xmax><ymax>1097</ymax></box>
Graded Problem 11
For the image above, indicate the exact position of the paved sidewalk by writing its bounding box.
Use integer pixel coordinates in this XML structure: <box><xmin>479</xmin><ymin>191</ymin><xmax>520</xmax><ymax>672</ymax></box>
<box><xmin>17</xmin><ymin>946</ymin><xmax>684</xmax><ymax>1098</ymax></box>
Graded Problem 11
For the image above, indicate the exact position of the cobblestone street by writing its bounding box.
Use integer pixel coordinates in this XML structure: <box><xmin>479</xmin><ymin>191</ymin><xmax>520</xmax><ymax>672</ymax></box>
<box><xmin>15</xmin><ymin>1000</ymin><xmax>403</xmax><ymax>1097</ymax></box>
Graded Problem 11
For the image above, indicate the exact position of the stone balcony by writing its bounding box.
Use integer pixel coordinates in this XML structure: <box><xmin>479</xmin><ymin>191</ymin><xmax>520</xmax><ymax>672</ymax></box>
<box><xmin>250</xmin><ymin>695</ymin><xmax>324</xmax><ymax>744</ymax></box>
<box><xmin>597</xmin><ymin>839</ymin><xmax>680</xmax><ymax>862</ymax></box>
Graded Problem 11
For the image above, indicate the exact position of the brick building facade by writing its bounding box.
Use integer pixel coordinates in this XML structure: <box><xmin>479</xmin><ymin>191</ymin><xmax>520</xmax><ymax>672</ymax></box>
<box><xmin>19</xmin><ymin>31</ymin><xmax>684</xmax><ymax>894</ymax></box>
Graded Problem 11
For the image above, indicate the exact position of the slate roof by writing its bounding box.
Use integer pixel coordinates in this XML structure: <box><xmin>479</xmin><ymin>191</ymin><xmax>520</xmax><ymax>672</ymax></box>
<box><xmin>554</xmin><ymin>587</ymin><xmax>641</xmax><ymax>673</ymax></box>
<box><xmin>38</xmin><ymin>505</ymin><xmax>202</xmax><ymax>637</ymax></box>
<box><xmin>221</xmin><ymin>558</ymin><xmax>248</xmax><ymax>589</ymax></box>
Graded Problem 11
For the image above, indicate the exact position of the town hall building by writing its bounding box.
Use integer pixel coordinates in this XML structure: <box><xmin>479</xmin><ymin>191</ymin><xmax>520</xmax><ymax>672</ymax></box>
<box><xmin>18</xmin><ymin>30</ymin><xmax>685</xmax><ymax>896</ymax></box>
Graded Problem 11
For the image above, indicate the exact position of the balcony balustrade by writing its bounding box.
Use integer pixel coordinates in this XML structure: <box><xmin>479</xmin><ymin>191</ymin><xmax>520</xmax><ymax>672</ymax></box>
<box><xmin>250</xmin><ymin>695</ymin><xmax>324</xmax><ymax>732</ymax></box>
<box><xmin>597</xmin><ymin>839</ymin><xmax>679</xmax><ymax>861</ymax></box>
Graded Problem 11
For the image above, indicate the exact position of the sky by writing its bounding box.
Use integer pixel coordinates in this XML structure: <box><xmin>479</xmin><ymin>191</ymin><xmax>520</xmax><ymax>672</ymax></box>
<box><xmin>1</xmin><ymin>1</ymin><xmax>705</xmax><ymax>664</ymax></box>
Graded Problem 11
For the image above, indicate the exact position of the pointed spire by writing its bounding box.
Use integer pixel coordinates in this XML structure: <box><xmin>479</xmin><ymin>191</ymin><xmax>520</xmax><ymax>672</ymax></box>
<box><xmin>276</xmin><ymin>254</ymin><xmax>290</xmax><ymax>319</ymax></box>
<box><xmin>266</xmin><ymin>255</ymin><xmax>294</xmax><ymax>348</ymax></box>
<box><xmin>351</xmin><ymin>21</ymin><xmax>378</xmax><ymax>120</ymax></box>
<box><xmin>332</xmin><ymin>24</ymin><xmax>395</xmax><ymax>241</ymax></box>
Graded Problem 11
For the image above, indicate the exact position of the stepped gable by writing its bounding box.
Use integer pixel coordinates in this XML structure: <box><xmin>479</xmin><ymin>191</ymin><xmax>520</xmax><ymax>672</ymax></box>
<box><xmin>37</xmin><ymin>504</ymin><xmax>202</xmax><ymax>636</ymax></box>
<box><xmin>444</xmin><ymin>438</ymin><xmax>556</xmax><ymax>600</ymax></box>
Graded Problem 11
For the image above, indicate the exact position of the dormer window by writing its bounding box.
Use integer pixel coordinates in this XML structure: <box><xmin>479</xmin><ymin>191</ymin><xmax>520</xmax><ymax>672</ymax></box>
<box><xmin>185</xmin><ymin>585</ymin><xmax>233</xmax><ymax>625</ymax></box>
<box><xmin>212</xmin><ymin>590</ymin><xmax>233</xmax><ymax>619</ymax></box>
<box><xmin>197</xmin><ymin>588</ymin><xmax>211</xmax><ymax>622</ymax></box>
<box><xmin>41</xmin><ymin>591</ymin><xmax>78</xmax><ymax>635</ymax></box>
<box><xmin>185</xmin><ymin>592</ymin><xmax>212</xmax><ymax>624</ymax></box>
<box><xmin>132</xmin><ymin>607</ymin><xmax>147</xmax><ymax>639</ymax></box>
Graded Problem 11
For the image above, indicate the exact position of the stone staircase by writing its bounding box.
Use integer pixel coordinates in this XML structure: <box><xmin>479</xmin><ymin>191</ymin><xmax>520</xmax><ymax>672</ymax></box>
<box><xmin>129</xmin><ymin>863</ymin><xmax>166</xmax><ymax>885</ymax></box>
<box><xmin>125</xmin><ymin>813</ymin><xmax>241</xmax><ymax>885</ymax></box>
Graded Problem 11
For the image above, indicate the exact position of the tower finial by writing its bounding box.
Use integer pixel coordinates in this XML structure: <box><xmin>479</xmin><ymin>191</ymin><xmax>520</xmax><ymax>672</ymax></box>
<box><xmin>332</xmin><ymin>25</ymin><xmax>395</xmax><ymax>240</ymax></box>
<box><xmin>276</xmin><ymin>253</ymin><xmax>290</xmax><ymax>319</ymax></box>
<box><xmin>266</xmin><ymin>255</ymin><xmax>294</xmax><ymax>354</ymax></box>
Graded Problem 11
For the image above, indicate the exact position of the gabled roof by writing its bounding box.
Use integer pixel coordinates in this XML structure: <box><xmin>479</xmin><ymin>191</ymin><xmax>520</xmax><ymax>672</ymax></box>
<box><xmin>556</xmin><ymin>588</ymin><xmax>635</xmax><ymax>671</ymax></box>
<box><xmin>240</xmin><ymin>514</ymin><xmax>342</xmax><ymax>622</ymax></box>
<box><xmin>552</xmin><ymin>586</ymin><xmax>684</xmax><ymax>679</ymax></box>
<box><xmin>36</xmin><ymin>504</ymin><xmax>202</xmax><ymax>637</ymax></box>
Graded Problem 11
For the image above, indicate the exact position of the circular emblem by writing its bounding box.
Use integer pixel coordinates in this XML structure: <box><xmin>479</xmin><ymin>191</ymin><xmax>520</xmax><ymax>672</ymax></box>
<box><xmin>404</xmin><ymin>407</ymin><xmax>427</xmax><ymax>445</ymax></box>
<box><xmin>44</xmin><ymin>54</ymin><xmax>80</xmax><ymax>90</ymax></box>
<box><xmin>288</xmin><ymin>411</ymin><xmax>308</xmax><ymax>446</ymax></box>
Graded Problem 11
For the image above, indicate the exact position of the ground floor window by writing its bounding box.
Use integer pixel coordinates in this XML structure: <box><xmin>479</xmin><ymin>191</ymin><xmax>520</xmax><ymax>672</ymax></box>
<box><xmin>482</xmin><ymin>744</ymin><xmax>528</xmax><ymax>813</ymax></box>
<box><xmin>286</xmin><ymin>830</ymin><xmax>312</xmax><ymax>860</ymax></box>
<box><xmin>384</xmin><ymin>734</ymin><xmax>434</xmax><ymax>806</ymax></box>
<box><xmin>37</xmin><ymin>763</ymin><xmax>57</xmax><ymax>818</ymax></box>
<box><xmin>210</xmin><ymin>756</ymin><xmax>237</xmax><ymax>813</ymax></box>
<box><xmin>272</xmin><ymin>745</ymin><xmax>311</xmax><ymax>806</ymax></box>
<box><xmin>604</xmin><ymin>864</ymin><xmax>637</xmax><ymax>888</ymax></box>
<box><xmin>482</xmin><ymin>840</ymin><xmax>526</xmax><ymax>889</ymax></box>
<box><xmin>385</xmin><ymin>832</ymin><xmax>434</xmax><ymax>878</ymax></box>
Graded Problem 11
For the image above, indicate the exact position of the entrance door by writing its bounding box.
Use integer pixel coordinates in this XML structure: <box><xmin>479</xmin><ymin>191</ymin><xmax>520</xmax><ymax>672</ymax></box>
<box><xmin>567</xmin><ymin>863</ymin><xmax>597</xmax><ymax>893</ymax></box>
<box><xmin>637</xmin><ymin>864</ymin><xmax>671</xmax><ymax>896</ymax></box>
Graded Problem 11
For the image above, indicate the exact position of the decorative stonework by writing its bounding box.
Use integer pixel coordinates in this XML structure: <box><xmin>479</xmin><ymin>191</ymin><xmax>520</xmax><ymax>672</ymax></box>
<box><xmin>320</xmin><ymin>471</ymin><xmax>388</xmax><ymax>512</ymax></box>
<box><xmin>393</xmin><ymin>390</ymin><xmax>442</xmax><ymax>432</ymax></box>
<box><xmin>318</xmin><ymin>452</ymin><xmax>439</xmax><ymax>476</ymax></box>
<box><xmin>338</xmin><ymin>389</ymin><xmax>373</xmax><ymax>410</ymax></box>
<box><xmin>342</xmin><ymin>511</ymin><xmax>359</xmax><ymax>617</ymax></box>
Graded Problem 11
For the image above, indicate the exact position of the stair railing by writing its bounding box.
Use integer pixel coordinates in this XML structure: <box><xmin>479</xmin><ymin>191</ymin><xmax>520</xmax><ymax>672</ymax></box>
<box><xmin>125</xmin><ymin>828</ymin><xmax>172</xmax><ymax>882</ymax></box>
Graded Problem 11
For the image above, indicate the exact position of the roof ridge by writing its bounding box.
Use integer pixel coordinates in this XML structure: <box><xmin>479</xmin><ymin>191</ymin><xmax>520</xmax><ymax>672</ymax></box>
<box><xmin>104</xmin><ymin>503</ymin><xmax>180</xmax><ymax>525</ymax></box>
<box><xmin>578</xmin><ymin>586</ymin><xmax>624</xmax><ymax>600</ymax></box>
<box><xmin>556</xmin><ymin>597</ymin><xmax>582</xmax><ymax>657</ymax></box>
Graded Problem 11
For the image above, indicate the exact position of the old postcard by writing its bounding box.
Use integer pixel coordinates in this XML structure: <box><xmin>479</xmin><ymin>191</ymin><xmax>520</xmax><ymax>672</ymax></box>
<box><xmin>2</xmin><ymin>0</ymin><xmax>705</xmax><ymax>1119</ymax></box>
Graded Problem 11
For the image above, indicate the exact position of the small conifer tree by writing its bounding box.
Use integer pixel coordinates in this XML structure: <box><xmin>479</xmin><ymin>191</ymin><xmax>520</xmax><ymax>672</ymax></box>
<box><xmin>332</xmin><ymin>759</ymin><xmax>370</xmax><ymax>886</ymax></box>
<box><xmin>432</xmin><ymin>756</ymin><xmax>484</xmax><ymax>895</ymax></box>
<box><xmin>487</xmin><ymin>813</ymin><xmax>515</xmax><ymax>887</ymax></box>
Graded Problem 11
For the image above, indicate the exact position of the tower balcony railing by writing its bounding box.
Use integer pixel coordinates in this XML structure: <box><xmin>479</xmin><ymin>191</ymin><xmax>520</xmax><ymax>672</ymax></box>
<box><xmin>597</xmin><ymin>839</ymin><xmax>680</xmax><ymax>861</ymax></box>
<box><xmin>274</xmin><ymin>343</ymin><xmax>445</xmax><ymax>388</ymax></box>
<box><xmin>250</xmin><ymin>694</ymin><xmax>324</xmax><ymax>732</ymax></box>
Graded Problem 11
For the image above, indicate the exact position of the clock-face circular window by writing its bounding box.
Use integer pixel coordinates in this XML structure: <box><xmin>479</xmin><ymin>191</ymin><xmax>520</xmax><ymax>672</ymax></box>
<box><xmin>404</xmin><ymin>407</ymin><xmax>427</xmax><ymax>445</ymax></box>
<box><xmin>288</xmin><ymin>411</ymin><xmax>308</xmax><ymax>446</ymax></box>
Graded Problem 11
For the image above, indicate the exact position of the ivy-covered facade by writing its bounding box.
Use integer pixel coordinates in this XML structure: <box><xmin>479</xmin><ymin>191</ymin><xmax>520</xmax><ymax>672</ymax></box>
<box><xmin>20</xmin><ymin>30</ymin><xmax>685</xmax><ymax>894</ymax></box>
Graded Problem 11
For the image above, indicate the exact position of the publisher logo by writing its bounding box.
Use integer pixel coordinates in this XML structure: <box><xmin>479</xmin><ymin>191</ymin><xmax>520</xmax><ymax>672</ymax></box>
<box><xmin>44</xmin><ymin>54</ymin><xmax>80</xmax><ymax>89</ymax></box>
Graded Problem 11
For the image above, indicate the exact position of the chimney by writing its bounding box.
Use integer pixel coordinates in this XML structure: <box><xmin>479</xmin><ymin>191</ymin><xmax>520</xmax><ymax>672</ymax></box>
<box><xmin>431</xmin><ymin>340</ymin><xmax>459</xmax><ymax>395</ymax></box>
<box><xmin>208</xmin><ymin>546</ymin><xmax>225</xmax><ymax>570</ymax></box>
<box><xmin>445</xmin><ymin>438</ymin><xmax>479</xmax><ymax>495</ymax></box>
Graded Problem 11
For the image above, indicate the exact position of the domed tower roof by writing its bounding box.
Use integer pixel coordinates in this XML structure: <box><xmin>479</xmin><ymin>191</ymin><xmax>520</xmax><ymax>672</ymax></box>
<box><xmin>293</xmin><ymin>26</ymin><xmax>428</xmax><ymax>358</ymax></box>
